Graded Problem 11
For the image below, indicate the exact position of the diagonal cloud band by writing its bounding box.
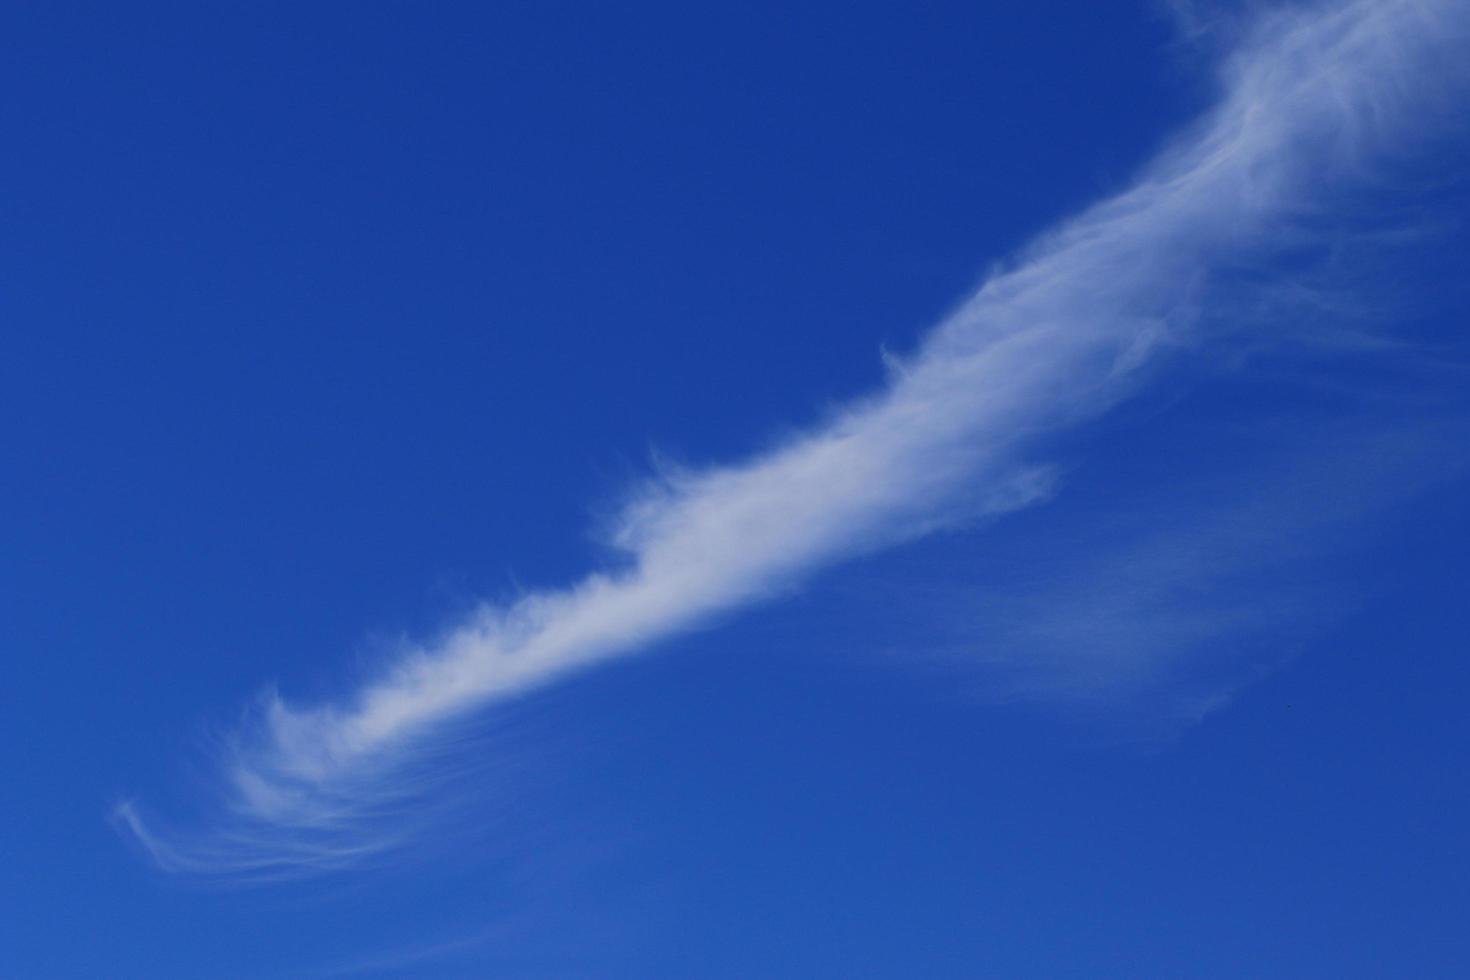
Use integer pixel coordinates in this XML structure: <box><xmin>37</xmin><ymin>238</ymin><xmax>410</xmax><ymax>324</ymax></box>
<box><xmin>119</xmin><ymin>0</ymin><xmax>1470</xmax><ymax>874</ymax></box>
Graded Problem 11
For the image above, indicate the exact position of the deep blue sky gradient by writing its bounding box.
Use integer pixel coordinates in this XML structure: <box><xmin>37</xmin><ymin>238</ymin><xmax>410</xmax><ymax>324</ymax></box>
<box><xmin>4</xmin><ymin>2</ymin><xmax>1468</xmax><ymax>977</ymax></box>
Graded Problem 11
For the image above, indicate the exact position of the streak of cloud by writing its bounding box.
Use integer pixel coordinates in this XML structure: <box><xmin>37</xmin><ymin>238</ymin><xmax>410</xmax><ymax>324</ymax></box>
<box><xmin>120</xmin><ymin>0</ymin><xmax>1470</xmax><ymax>874</ymax></box>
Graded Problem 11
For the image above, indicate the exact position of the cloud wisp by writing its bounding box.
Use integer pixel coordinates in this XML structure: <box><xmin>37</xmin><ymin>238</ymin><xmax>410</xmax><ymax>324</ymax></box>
<box><xmin>119</xmin><ymin>0</ymin><xmax>1470</xmax><ymax>875</ymax></box>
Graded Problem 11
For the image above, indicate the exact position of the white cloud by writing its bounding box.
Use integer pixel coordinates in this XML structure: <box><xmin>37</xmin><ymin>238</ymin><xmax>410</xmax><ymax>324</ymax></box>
<box><xmin>120</xmin><ymin>0</ymin><xmax>1470</xmax><ymax>874</ymax></box>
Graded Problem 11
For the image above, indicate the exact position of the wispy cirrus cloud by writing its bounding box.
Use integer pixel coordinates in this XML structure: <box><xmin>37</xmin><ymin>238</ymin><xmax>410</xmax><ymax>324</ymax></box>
<box><xmin>118</xmin><ymin>0</ymin><xmax>1470</xmax><ymax>875</ymax></box>
<box><xmin>832</xmin><ymin>412</ymin><xmax>1470</xmax><ymax>728</ymax></box>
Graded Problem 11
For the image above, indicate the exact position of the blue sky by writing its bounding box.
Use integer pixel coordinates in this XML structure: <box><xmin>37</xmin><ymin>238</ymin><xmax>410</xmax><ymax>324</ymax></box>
<box><xmin>4</xmin><ymin>0</ymin><xmax>1470</xmax><ymax>976</ymax></box>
